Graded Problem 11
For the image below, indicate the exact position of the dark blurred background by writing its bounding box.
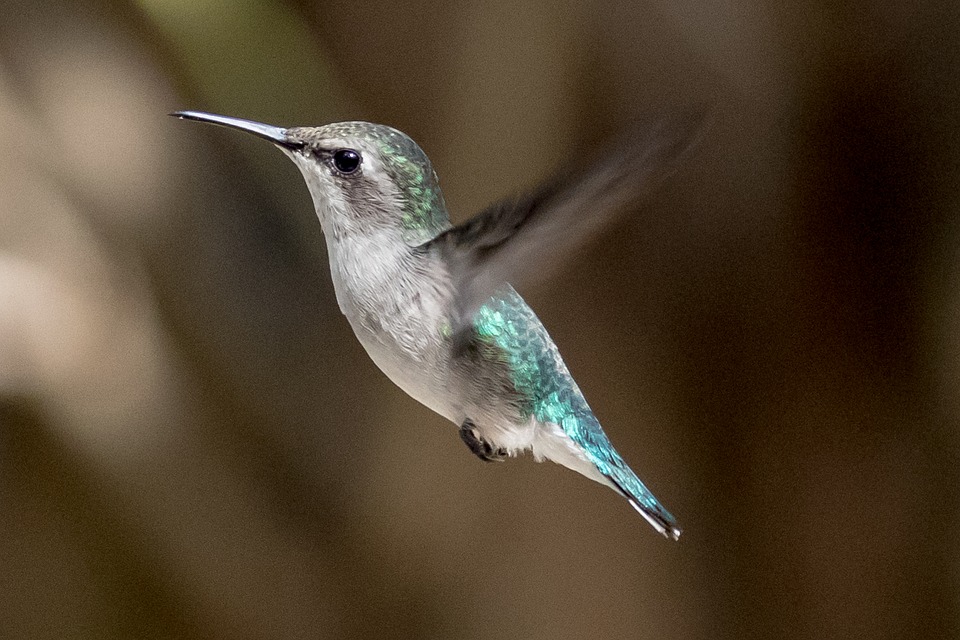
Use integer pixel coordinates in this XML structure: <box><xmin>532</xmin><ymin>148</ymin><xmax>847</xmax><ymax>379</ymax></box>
<box><xmin>1</xmin><ymin>0</ymin><xmax>958</xmax><ymax>638</ymax></box>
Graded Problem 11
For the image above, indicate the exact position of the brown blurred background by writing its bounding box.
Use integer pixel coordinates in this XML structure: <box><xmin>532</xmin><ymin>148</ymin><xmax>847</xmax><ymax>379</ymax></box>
<box><xmin>1</xmin><ymin>0</ymin><xmax>958</xmax><ymax>638</ymax></box>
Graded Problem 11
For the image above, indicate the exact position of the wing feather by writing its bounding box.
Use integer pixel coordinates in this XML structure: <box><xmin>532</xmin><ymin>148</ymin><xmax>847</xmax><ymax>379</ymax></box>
<box><xmin>421</xmin><ymin>106</ymin><xmax>709</xmax><ymax>341</ymax></box>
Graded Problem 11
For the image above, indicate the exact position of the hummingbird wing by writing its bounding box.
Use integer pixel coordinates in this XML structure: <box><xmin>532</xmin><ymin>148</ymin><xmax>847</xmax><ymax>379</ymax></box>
<box><xmin>421</xmin><ymin>107</ymin><xmax>708</xmax><ymax>342</ymax></box>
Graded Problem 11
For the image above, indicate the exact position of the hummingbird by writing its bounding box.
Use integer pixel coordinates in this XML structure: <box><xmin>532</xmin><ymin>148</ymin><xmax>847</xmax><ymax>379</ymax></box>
<box><xmin>173</xmin><ymin>108</ymin><xmax>703</xmax><ymax>539</ymax></box>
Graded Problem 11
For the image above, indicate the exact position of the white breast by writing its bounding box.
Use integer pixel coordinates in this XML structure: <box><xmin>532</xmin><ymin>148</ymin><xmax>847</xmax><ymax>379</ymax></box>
<box><xmin>325</xmin><ymin>230</ymin><xmax>458</xmax><ymax>422</ymax></box>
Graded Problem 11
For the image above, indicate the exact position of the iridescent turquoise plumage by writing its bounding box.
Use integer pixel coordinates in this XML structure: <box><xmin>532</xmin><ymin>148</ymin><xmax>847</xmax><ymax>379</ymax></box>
<box><xmin>474</xmin><ymin>288</ymin><xmax>678</xmax><ymax>529</ymax></box>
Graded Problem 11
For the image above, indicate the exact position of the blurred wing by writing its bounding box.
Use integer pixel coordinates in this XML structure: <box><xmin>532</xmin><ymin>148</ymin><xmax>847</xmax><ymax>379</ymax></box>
<box><xmin>421</xmin><ymin>106</ymin><xmax>709</xmax><ymax>338</ymax></box>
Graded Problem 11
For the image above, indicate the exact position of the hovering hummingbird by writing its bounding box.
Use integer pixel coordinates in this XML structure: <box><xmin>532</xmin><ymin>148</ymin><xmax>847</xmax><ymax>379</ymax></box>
<box><xmin>173</xmin><ymin>108</ymin><xmax>703</xmax><ymax>539</ymax></box>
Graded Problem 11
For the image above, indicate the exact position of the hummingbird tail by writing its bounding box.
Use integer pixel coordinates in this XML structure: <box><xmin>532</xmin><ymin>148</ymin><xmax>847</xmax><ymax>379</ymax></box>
<box><xmin>626</xmin><ymin>496</ymin><xmax>682</xmax><ymax>541</ymax></box>
<box><xmin>608</xmin><ymin>475</ymin><xmax>682</xmax><ymax>541</ymax></box>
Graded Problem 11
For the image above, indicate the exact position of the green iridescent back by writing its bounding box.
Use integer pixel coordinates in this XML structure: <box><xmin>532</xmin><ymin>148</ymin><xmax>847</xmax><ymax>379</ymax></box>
<box><xmin>473</xmin><ymin>288</ymin><xmax>674</xmax><ymax>519</ymax></box>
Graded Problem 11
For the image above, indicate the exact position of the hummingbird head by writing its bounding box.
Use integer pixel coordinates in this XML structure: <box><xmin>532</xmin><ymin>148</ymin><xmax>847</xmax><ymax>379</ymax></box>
<box><xmin>173</xmin><ymin>111</ymin><xmax>451</xmax><ymax>244</ymax></box>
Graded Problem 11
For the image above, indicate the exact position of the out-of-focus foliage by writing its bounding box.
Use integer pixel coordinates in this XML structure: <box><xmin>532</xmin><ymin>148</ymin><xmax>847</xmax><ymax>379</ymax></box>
<box><xmin>0</xmin><ymin>0</ymin><xmax>957</xmax><ymax>638</ymax></box>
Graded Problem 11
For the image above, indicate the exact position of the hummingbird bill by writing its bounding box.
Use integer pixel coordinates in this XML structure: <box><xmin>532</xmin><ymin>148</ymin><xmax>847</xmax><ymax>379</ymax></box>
<box><xmin>173</xmin><ymin>108</ymin><xmax>704</xmax><ymax>539</ymax></box>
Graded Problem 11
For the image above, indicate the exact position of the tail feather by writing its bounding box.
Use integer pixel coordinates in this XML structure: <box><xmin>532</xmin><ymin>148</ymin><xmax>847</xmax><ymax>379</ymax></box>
<box><xmin>627</xmin><ymin>496</ymin><xmax>682</xmax><ymax>541</ymax></box>
<box><xmin>608</xmin><ymin>474</ymin><xmax>682</xmax><ymax>541</ymax></box>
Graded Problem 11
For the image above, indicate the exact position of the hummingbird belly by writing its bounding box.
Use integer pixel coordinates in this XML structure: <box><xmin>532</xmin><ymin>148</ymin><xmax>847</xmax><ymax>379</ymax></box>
<box><xmin>360</xmin><ymin>331</ymin><xmax>459</xmax><ymax>423</ymax></box>
<box><xmin>338</xmin><ymin>283</ymin><xmax>462</xmax><ymax>424</ymax></box>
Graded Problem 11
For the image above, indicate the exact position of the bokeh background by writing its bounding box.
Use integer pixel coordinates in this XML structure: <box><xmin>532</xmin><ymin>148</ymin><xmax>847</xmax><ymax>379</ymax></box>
<box><xmin>1</xmin><ymin>0</ymin><xmax>959</xmax><ymax>638</ymax></box>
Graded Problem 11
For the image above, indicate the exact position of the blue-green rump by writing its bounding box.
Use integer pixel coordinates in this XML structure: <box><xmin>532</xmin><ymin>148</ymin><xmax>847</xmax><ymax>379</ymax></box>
<box><xmin>473</xmin><ymin>288</ymin><xmax>675</xmax><ymax>519</ymax></box>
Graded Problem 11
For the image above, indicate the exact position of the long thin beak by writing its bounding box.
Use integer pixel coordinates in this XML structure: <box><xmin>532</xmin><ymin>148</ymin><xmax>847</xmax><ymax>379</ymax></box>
<box><xmin>170</xmin><ymin>110</ymin><xmax>303</xmax><ymax>150</ymax></box>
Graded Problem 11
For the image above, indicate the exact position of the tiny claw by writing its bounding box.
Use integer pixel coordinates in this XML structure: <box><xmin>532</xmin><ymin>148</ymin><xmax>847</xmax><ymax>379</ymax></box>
<box><xmin>459</xmin><ymin>421</ymin><xmax>507</xmax><ymax>462</ymax></box>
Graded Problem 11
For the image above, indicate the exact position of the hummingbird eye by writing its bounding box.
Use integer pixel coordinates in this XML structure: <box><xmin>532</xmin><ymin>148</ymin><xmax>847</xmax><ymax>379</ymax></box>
<box><xmin>332</xmin><ymin>149</ymin><xmax>362</xmax><ymax>174</ymax></box>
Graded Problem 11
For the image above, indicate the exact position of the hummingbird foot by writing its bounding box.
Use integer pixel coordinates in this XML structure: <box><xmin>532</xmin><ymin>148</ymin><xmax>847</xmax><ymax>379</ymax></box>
<box><xmin>459</xmin><ymin>420</ymin><xmax>508</xmax><ymax>462</ymax></box>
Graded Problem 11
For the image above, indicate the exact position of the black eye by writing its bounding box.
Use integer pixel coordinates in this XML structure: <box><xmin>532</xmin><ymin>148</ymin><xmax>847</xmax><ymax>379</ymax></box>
<box><xmin>333</xmin><ymin>149</ymin><xmax>361</xmax><ymax>174</ymax></box>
